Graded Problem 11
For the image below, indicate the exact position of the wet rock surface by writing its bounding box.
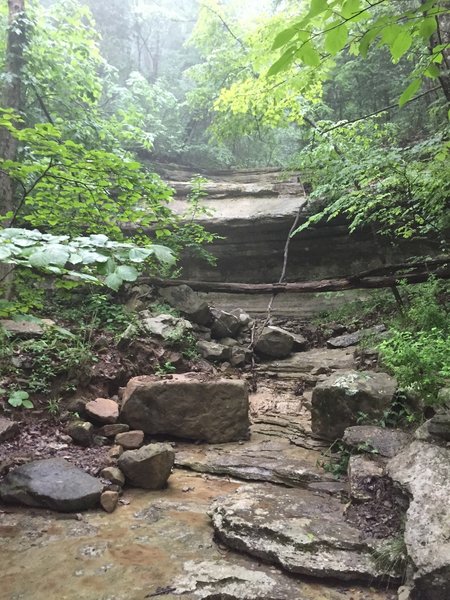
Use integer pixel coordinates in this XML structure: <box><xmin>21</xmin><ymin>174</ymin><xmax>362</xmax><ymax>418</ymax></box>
<box><xmin>0</xmin><ymin>458</ymin><xmax>103</xmax><ymax>512</ymax></box>
<box><xmin>0</xmin><ymin>470</ymin><xmax>395</xmax><ymax>600</ymax></box>
<box><xmin>210</xmin><ymin>483</ymin><xmax>399</xmax><ymax>582</ymax></box>
<box><xmin>118</xmin><ymin>443</ymin><xmax>175</xmax><ymax>490</ymax></box>
<box><xmin>120</xmin><ymin>373</ymin><xmax>249</xmax><ymax>443</ymax></box>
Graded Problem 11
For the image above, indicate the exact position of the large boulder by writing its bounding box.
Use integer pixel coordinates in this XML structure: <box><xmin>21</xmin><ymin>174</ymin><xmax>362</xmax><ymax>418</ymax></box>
<box><xmin>343</xmin><ymin>425</ymin><xmax>411</xmax><ymax>458</ymax></box>
<box><xmin>158</xmin><ymin>284</ymin><xmax>212</xmax><ymax>326</ymax></box>
<box><xmin>387</xmin><ymin>441</ymin><xmax>450</xmax><ymax>600</ymax></box>
<box><xmin>0</xmin><ymin>458</ymin><xmax>103</xmax><ymax>512</ymax></box>
<box><xmin>254</xmin><ymin>326</ymin><xmax>294</xmax><ymax>359</ymax></box>
<box><xmin>210</xmin><ymin>309</ymin><xmax>241</xmax><ymax>339</ymax></box>
<box><xmin>311</xmin><ymin>371</ymin><xmax>397</xmax><ymax>440</ymax></box>
<box><xmin>118</xmin><ymin>443</ymin><xmax>174</xmax><ymax>489</ymax></box>
<box><xmin>120</xmin><ymin>373</ymin><xmax>249</xmax><ymax>443</ymax></box>
<box><xmin>210</xmin><ymin>483</ymin><xmax>399</xmax><ymax>582</ymax></box>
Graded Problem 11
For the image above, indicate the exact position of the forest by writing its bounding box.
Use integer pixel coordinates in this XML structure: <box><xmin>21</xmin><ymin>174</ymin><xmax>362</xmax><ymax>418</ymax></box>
<box><xmin>0</xmin><ymin>0</ymin><xmax>448</xmax><ymax>409</ymax></box>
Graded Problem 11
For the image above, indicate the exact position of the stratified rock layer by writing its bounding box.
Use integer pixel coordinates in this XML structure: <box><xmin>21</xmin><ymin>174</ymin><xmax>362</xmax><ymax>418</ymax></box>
<box><xmin>120</xmin><ymin>373</ymin><xmax>249</xmax><ymax>443</ymax></box>
<box><xmin>210</xmin><ymin>483</ymin><xmax>397</xmax><ymax>583</ymax></box>
<box><xmin>388</xmin><ymin>441</ymin><xmax>450</xmax><ymax>600</ymax></box>
<box><xmin>0</xmin><ymin>458</ymin><xmax>102</xmax><ymax>512</ymax></box>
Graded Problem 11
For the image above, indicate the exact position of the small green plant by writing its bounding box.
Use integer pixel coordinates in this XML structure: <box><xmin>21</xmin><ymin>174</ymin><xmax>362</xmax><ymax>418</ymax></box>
<box><xmin>373</xmin><ymin>535</ymin><xmax>408</xmax><ymax>580</ymax></box>
<box><xmin>319</xmin><ymin>439</ymin><xmax>378</xmax><ymax>478</ymax></box>
<box><xmin>8</xmin><ymin>390</ymin><xmax>33</xmax><ymax>409</ymax></box>
<box><xmin>46</xmin><ymin>396</ymin><xmax>62</xmax><ymax>416</ymax></box>
<box><xmin>155</xmin><ymin>361</ymin><xmax>176</xmax><ymax>375</ymax></box>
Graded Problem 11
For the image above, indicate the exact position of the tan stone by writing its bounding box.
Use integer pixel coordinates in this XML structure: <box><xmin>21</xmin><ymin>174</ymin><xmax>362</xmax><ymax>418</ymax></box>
<box><xmin>115</xmin><ymin>430</ymin><xmax>144</xmax><ymax>450</ymax></box>
<box><xmin>100</xmin><ymin>490</ymin><xmax>119</xmax><ymax>513</ymax></box>
<box><xmin>109</xmin><ymin>445</ymin><xmax>123</xmax><ymax>459</ymax></box>
<box><xmin>101</xmin><ymin>467</ymin><xmax>125</xmax><ymax>487</ymax></box>
<box><xmin>85</xmin><ymin>398</ymin><xmax>119</xmax><ymax>424</ymax></box>
<box><xmin>99</xmin><ymin>423</ymin><xmax>129</xmax><ymax>438</ymax></box>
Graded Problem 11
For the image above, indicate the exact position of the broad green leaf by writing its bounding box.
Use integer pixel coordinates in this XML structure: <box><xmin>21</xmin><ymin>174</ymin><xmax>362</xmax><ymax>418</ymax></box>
<box><xmin>272</xmin><ymin>26</ymin><xmax>300</xmax><ymax>51</ymax></box>
<box><xmin>399</xmin><ymin>79</ymin><xmax>422</xmax><ymax>107</ymax></box>
<box><xmin>267</xmin><ymin>47</ymin><xmax>295</xmax><ymax>76</ymax></box>
<box><xmin>419</xmin><ymin>16</ymin><xmax>437</xmax><ymax>39</ymax></box>
<box><xmin>0</xmin><ymin>247</ymin><xmax>12</xmax><ymax>260</ymax></box>
<box><xmin>8</xmin><ymin>390</ymin><xmax>30</xmax><ymax>407</ymax></box>
<box><xmin>149</xmin><ymin>244</ymin><xmax>176</xmax><ymax>265</ymax></box>
<box><xmin>424</xmin><ymin>64</ymin><xmax>440</xmax><ymax>78</ymax></box>
<box><xmin>308</xmin><ymin>0</ymin><xmax>328</xmax><ymax>19</ymax></box>
<box><xmin>381</xmin><ymin>24</ymin><xmax>402</xmax><ymax>47</ymax></box>
<box><xmin>359</xmin><ymin>28</ymin><xmax>379</xmax><ymax>57</ymax></box>
<box><xmin>298</xmin><ymin>42</ymin><xmax>321</xmax><ymax>67</ymax></box>
<box><xmin>342</xmin><ymin>0</ymin><xmax>360</xmax><ymax>19</ymax></box>
<box><xmin>115</xmin><ymin>265</ymin><xmax>139</xmax><ymax>281</ymax></box>
<box><xmin>324</xmin><ymin>24</ymin><xmax>349</xmax><ymax>55</ymax></box>
<box><xmin>105</xmin><ymin>272</ymin><xmax>123</xmax><ymax>291</ymax></box>
<box><xmin>129</xmin><ymin>247</ymin><xmax>153</xmax><ymax>262</ymax></box>
<box><xmin>390</xmin><ymin>30</ymin><xmax>412</xmax><ymax>62</ymax></box>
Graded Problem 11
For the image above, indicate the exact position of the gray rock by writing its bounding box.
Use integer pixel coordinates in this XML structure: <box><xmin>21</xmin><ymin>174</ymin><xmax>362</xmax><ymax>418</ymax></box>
<box><xmin>230</xmin><ymin>346</ymin><xmax>250</xmax><ymax>367</ymax></box>
<box><xmin>100</xmin><ymin>466</ymin><xmax>125</xmax><ymax>487</ymax></box>
<box><xmin>230</xmin><ymin>308</ymin><xmax>252</xmax><ymax>328</ymax></box>
<box><xmin>343</xmin><ymin>425</ymin><xmax>411</xmax><ymax>458</ymax></box>
<box><xmin>0</xmin><ymin>458</ymin><xmax>103</xmax><ymax>512</ymax></box>
<box><xmin>210</xmin><ymin>483</ymin><xmax>398</xmax><ymax>582</ymax></box>
<box><xmin>388</xmin><ymin>441</ymin><xmax>450</xmax><ymax>600</ymax></box>
<box><xmin>254</xmin><ymin>326</ymin><xmax>294</xmax><ymax>359</ymax></box>
<box><xmin>120</xmin><ymin>373</ymin><xmax>249</xmax><ymax>444</ymax></box>
<box><xmin>115</xmin><ymin>430</ymin><xmax>144</xmax><ymax>449</ymax></box>
<box><xmin>347</xmin><ymin>454</ymin><xmax>385</xmax><ymax>501</ymax></box>
<box><xmin>0</xmin><ymin>417</ymin><xmax>19</xmax><ymax>443</ymax></box>
<box><xmin>98</xmin><ymin>423</ymin><xmax>130</xmax><ymax>438</ymax></box>
<box><xmin>172</xmin><ymin>559</ymin><xmax>302</xmax><ymax>599</ymax></box>
<box><xmin>118</xmin><ymin>443</ymin><xmax>174</xmax><ymax>490</ymax></box>
<box><xmin>196</xmin><ymin>340</ymin><xmax>232</xmax><ymax>362</ymax></box>
<box><xmin>100</xmin><ymin>490</ymin><xmax>119</xmax><ymax>513</ymax></box>
<box><xmin>158</xmin><ymin>284</ymin><xmax>212</xmax><ymax>326</ymax></box>
<box><xmin>0</xmin><ymin>318</ymin><xmax>53</xmax><ymax>339</ymax></box>
<box><xmin>66</xmin><ymin>420</ymin><xmax>94</xmax><ymax>447</ymax></box>
<box><xmin>292</xmin><ymin>333</ymin><xmax>308</xmax><ymax>351</ymax></box>
<box><xmin>217</xmin><ymin>337</ymin><xmax>239</xmax><ymax>347</ymax></box>
<box><xmin>437</xmin><ymin>387</ymin><xmax>450</xmax><ymax>409</ymax></box>
<box><xmin>139</xmin><ymin>312</ymin><xmax>193</xmax><ymax>341</ymax></box>
<box><xmin>426</xmin><ymin>412</ymin><xmax>450</xmax><ymax>442</ymax></box>
<box><xmin>311</xmin><ymin>371</ymin><xmax>397</xmax><ymax>440</ymax></box>
<box><xmin>210</xmin><ymin>309</ymin><xmax>241</xmax><ymax>339</ymax></box>
<box><xmin>327</xmin><ymin>325</ymin><xmax>387</xmax><ymax>349</ymax></box>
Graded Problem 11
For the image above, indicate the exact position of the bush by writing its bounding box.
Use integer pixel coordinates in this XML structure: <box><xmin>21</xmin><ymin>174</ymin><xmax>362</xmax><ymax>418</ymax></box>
<box><xmin>378</xmin><ymin>279</ymin><xmax>449</xmax><ymax>406</ymax></box>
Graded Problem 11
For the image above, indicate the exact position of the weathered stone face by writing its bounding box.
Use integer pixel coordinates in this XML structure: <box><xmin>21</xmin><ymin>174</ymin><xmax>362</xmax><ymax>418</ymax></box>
<box><xmin>311</xmin><ymin>371</ymin><xmax>397</xmax><ymax>440</ymax></box>
<box><xmin>254</xmin><ymin>326</ymin><xmax>294</xmax><ymax>358</ymax></box>
<box><xmin>118</xmin><ymin>443</ymin><xmax>174</xmax><ymax>490</ymax></box>
<box><xmin>387</xmin><ymin>441</ymin><xmax>450</xmax><ymax>600</ymax></box>
<box><xmin>210</xmin><ymin>483</ymin><xmax>399</xmax><ymax>583</ymax></box>
<box><xmin>210</xmin><ymin>309</ymin><xmax>241</xmax><ymax>339</ymax></box>
<box><xmin>343</xmin><ymin>425</ymin><xmax>411</xmax><ymax>458</ymax></box>
<box><xmin>158</xmin><ymin>284</ymin><xmax>212</xmax><ymax>326</ymax></box>
<box><xmin>120</xmin><ymin>373</ymin><xmax>249</xmax><ymax>443</ymax></box>
<box><xmin>0</xmin><ymin>458</ymin><xmax>103</xmax><ymax>512</ymax></box>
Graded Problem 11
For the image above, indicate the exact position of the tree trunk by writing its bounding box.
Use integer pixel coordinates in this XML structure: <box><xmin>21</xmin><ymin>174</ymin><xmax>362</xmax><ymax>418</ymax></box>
<box><xmin>0</xmin><ymin>0</ymin><xmax>26</xmax><ymax>290</ymax></box>
<box><xmin>143</xmin><ymin>259</ymin><xmax>450</xmax><ymax>295</ymax></box>
<box><xmin>0</xmin><ymin>0</ymin><xmax>26</xmax><ymax>221</ymax></box>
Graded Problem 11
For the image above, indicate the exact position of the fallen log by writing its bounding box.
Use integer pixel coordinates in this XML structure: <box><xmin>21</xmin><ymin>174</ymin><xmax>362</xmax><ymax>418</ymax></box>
<box><xmin>143</xmin><ymin>265</ymin><xmax>450</xmax><ymax>295</ymax></box>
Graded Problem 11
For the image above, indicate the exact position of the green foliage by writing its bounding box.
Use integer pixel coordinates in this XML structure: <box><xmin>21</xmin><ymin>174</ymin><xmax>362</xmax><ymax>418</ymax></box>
<box><xmin>268</xmin><ymin>0</ymin><xmax>449</xmax><ymax>104</ymax></box>
<box><xmin>155</xmin><ymin>361</ymin><xmax>176</xmax><ymax>376</ymax></box>
<box><xmin>378</xmin><ymin>280</ymin><xmax>450</xmax><ymax>405</ymax></box>
<box><xmin>8</xmin><ymin>390</ymin><xmax>33</xmax><ymax>409</ymax></box>
<box><xmin>373</xmin><ymin>535</ymin><xmax>408</xmax><ymax>579</ymax></box>
<box><xmin>0</xmin><ymin>227</ymin><xmax>175</xmax><ymax>291</ymax></box>
<box><xmin>318</xmin><ymin>439</ymin><xmax>378</xmax><ymax>478</ymax></box>
<box><xmin>293</xmin><ymin>119</ymin><xmax>450</xmax><ymax>242</ymax></box>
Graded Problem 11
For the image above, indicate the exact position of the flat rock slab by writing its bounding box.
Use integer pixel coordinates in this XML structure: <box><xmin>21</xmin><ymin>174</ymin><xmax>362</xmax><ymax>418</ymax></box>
<box><xmin>210</xmin><ymin>483</ymin><xmax>397</xmax><ymax>583</ymax></box>
<box><xmin>343</xmin><ymin>426</ymin><xmax>411</xmax><ymax>458</ymax></box>
<box><xmin>120</xmin><ymin>373</ymin><xmax>249</xmax><ymax>443</ymax></box>
<box><xmin>0</xmin><ymin>458</ymin><xmax>103</xmax><ymax>512</ymax></box>
<box><xmin>258</xmin><ymin>348</ymin><xmax>355</xmax><ymax>381</ymax></box>
<box><xmin>0</xmin><ymin>470</ymin><xmax>395</xmax><ymax>600</ymax></box>
<box><xmin>175</xmin><ymin>437</ymin><xmax>334</xmax><ymax>489</ymax></box>
<box><xmin>388</xmin><ymin>441</ymin><xmax>450</xmax><ymax>600</ymax></box>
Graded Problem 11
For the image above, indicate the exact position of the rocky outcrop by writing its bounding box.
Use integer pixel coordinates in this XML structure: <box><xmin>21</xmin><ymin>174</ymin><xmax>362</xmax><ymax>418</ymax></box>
<box><xmin>118</xmin><ymin>443</ymin><xmax>174</xmax><ymax>490</ymax></box>
<box><xmin>120</xmin><ymin>373</ymin><xmax>249</xmax><ymax>443</ymax></box>
<box><xmin>387</xmin><ymin>441</ymin><xmax>450</xmax><ymax>600</ymax></box>
<box><xmin>210</xmin><ymin>483</ymin><xmax>399</xmax><ymax>582</ymax></box>
<box><xmin>0</xmin><ymin>458</ymin><xmax>103</xmax><ymax>512</ymax></box>
<box><xmin>343</xmin><ymin>425</ymin><xmax>411</xmax><ymax>458</ymax></box>
<box><xmin>311</xmin><ymin>371</ymin><xmax>397</xmax><ymax>440</ymax></box>
<box><xmin>139</xmin><ymin>311</ymin><xmax>193</xmax><ymax>340</ymax></box>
